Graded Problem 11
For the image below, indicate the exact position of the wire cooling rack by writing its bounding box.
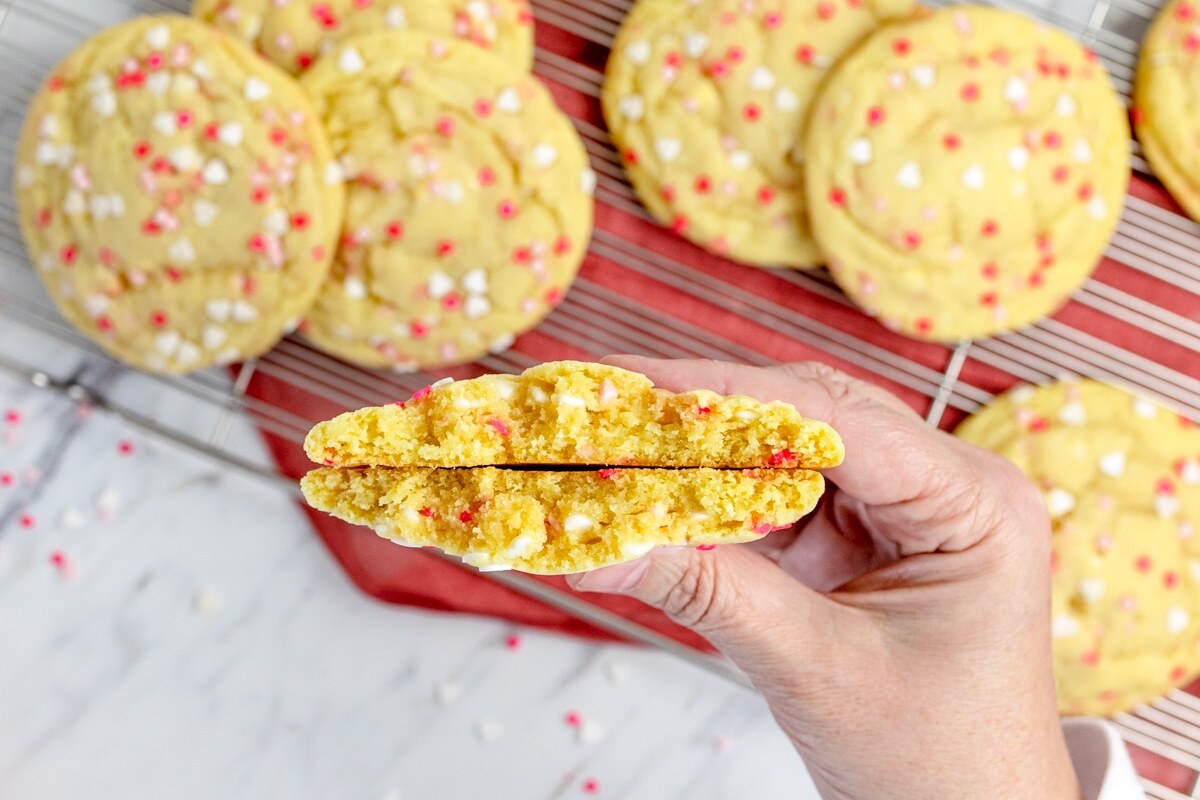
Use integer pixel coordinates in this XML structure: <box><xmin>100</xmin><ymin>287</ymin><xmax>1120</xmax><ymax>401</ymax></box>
<box><xmin>1</xmin><ymin>0</ymin><xmax>1199</xmax><ymax>794</ymax></box>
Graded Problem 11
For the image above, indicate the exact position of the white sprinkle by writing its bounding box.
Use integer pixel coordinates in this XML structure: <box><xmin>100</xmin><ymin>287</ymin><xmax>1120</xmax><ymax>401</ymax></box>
<box><xmin>1052</xmin><ymin>614</ymin><xmax>1079</xmax><ymax>638</ymax></box>
<box><xmin>624</xmin><ymin>40</ymin><xmax>651</xmax><ymax>65</ymax></box>
<box><xmin>895</xmin><ymin>161</ymin><xmax>922</xmax><ymax>190</ymax></box>
<box><xmin>683</xmin><ymin>32</ymin><xmax>709</xmax><ymax>58</ymax></box>
<box><xmin>774</xmin><ymin>86</ymin><xmax>799</xmax><ymax>112</ymax></box>
<box><xmin>654</xmin><ymin>138</ymin><xmax>682</xmax><ymax>162</ymax></box>
<box><xmin>1007</xmin><ymin>146</ymin><xmax>1030</xmax><ymax>171</ymax></box>
<box><xmin>961</xmin><ymin>164</ymin><xmax>985</xmax><ymax>190</ymax></box>
<box><xmin>1045</xmin><ymin>487</ymin><xmax>1075</xmax><ymax>518</ymax></box>
<box><xmin>1073</xmin><ymin>139</ymin><xmax>1093</xmax><ymax>164</ymax></box>
<box><xmin>463</xmin><ymin>296</ymin><xmax>491</xmax><ymax>320</ymax></box>
<box><xmin>532</xmin><ymin>143</ymin><xmax>558</xmax><ymax>168</ymax></box>
<box><xmin>218</xmin><ymin>122</ymin><xmax>244</xmax><ymax>146</ymax></box>
<box><xmin>144</xmin><ymin>23</ymin><xmax>170</xmax><ymax>49</ymax></box>
<box><xmin>427</xmin><ymin>272</ymin><xmax>455</xmax><ymax>299</ymax></box>
<box><xmin>1168</xmin><ymin>607</ymin><xmax>1191</xmax><ymax>635</ymax></box>
<box><xmin>384</xmin><ymin>5</ymin><xmax>407</xmax><ymax>27</ymax></box>
<box><xmin>433</xmin><ymin>679</ymin><xmax>463</xmax><ymax>705</ymax></box>
<box><xmin>1058</xmin><ymin>401</ymin><xmax>1086</xmax><ymax>426</ymax></box>
<box><xmin>618</xmin><ymin>94</ymin><xmax>645</xmax><ymax>121</ymax></box>
<box><xmin>243</xmin><ymin>76</ymin><xmax>271</xmax><ymax>101</ymax></box>
<box><xmin>1078</xmin><ymin>578</ymin><xmax>1105</xmax><ymax>603</ymax></box>
<box><xmin>495</xmin><ymin>87</ymin><xmax>522</xmax><ymax>113</ymax></box>
<box><xmin>558</xmin><ymin>394</ymin><xmax>586</xmax><ymax>408</ymax></box>
<box><xmin>338</xmin><ymin>47</ymin><xmax>365</xmax><ymax>74</ymax></box>
<box><xmin>1097</xmin><ymin>451</ymin><xmax>1126</xmax><ymax>478</ymax></box>
<box><xmin>909</xmin><ymin>63</ymin><xmax>935</xmax><ymax>88</ymax></box>
<box><xmin>202</xmin><ymin>325</ymin><xmax>227</xmax><ymax>350</ymax></box>
<box><xmin>1056</xmin><ymin>93</ymin><xmax>1077</xmax><ymax>117</ymax></box>
<box><xmin>748</xmin><ymin>66</ymin><xmax>775</xmax><ymax>91</ymax></box>
<box><xmin>848</xmin><ymin>138</ymin><xmax>872</xmax><ymax>165</ymax></box>
<box><xmin>474</xmin><ymin>717</ymin><xmax>504</xmax><ymax>744</ymax></box>
<box><xmin>168</xmin><ymin>238</ymin><xmax>196</xmax><ymax>265</ymax></box>
<box><xmin>563</xmin><ymin>514</ymin><xmax>595</xmax><ymax>532</ymax></box>
<box><xmin>344</xmin><ymin>277</ymin><xmax>367</xmax><ymax>300</ymax></box>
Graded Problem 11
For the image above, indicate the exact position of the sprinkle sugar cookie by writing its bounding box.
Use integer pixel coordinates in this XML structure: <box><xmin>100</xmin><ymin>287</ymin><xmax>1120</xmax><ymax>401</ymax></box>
<box><xmin>302</xmin><ymin>466</ymin><xmax>825</xmax><ymax>574</ymax></box>
<box><xmin>1135</xmin><ymin>0</ymin><xmax>1200</xmax><ymax>222</ymax></box>
<box><xmin>302</xmin><ymin>361</ymin><xmax>842</xmax><ymax>574</ymax></box>
<box><xmin>603</xmin><ymin>0</ymin><xmax>915</xmax><ymax>268</ymax></box>
<box><xmin>305</xmin><ymin>360</ymin><xmax>845</xmax><ymax>468</ymax></box>
<box><xmin>958</xmin><ymin>380</ymin><xmax>1200</xmax><ymax>715</ymax></box>
<box><xmin>298</xmin><ymin>33</ymin><xmax>595</xmax><ymax>370</ymax></box>
<box><xmin>13</xmin><ymin>16</ymin><xmax>343</xmax><ymax>374</ymax></box>
<box><xmin>805</xmin><ymin>5</ymin><xmax>1130</xmax><ymax>341</ymax></box>
<box><xmin>193</xmin><ymin>0</ymin><xmax>535</xmax><ymax>75</ymax></box>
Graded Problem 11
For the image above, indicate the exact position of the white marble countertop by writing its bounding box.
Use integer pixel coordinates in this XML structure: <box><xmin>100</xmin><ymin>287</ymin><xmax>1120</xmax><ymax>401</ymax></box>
<box><xmin>0</xmin><ymin>329</ymin><xmax>820</xmax><ymax>800</ymax></box>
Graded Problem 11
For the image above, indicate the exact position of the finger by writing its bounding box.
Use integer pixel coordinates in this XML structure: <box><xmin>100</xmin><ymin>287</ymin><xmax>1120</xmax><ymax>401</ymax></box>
<box><xmin>603</xmin><ymin>356</ymin><xmax>1000</xmax><ymax>554</ymax></box>
<box><xmin>567</xmin><ymin>544</ymin><xmax>845</xmax><ymax>693</ymax></box>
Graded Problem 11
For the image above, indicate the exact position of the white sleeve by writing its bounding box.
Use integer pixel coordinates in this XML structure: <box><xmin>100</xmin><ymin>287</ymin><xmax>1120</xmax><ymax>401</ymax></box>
<box><xmin>1063</xmin><ymin>717</ymin><xmax>1146</xmax><ymax>800</ymax></box>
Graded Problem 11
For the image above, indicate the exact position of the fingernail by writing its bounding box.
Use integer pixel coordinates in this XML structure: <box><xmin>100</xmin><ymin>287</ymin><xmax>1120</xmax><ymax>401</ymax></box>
<box><xmin>572</xmin><ymin>557</ymin><xmax>652</xmax><ymax>593</ymax></box>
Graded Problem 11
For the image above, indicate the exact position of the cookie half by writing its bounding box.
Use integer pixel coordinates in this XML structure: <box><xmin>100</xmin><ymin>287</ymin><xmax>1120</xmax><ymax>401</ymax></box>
<box><xmin>603</xmin><ymin>0</ymin><xmax>915</xmax><ymax>268</ymax></box>
<box><xmin>957</xmin><ymin>379</ymin><xmax>1200</xmax><ymax>715</ymax></box>
<box><xmin>13</xmin><ymin>16</ymin><xmax>343</xmax><ymax>374</ymax></box>
<box><xmin>1134</xmin><ymin>0</ymin><xmax>1200</xmax><ymax>222</ymax></box>
<box><xmin>301</xmin><ymin>466</ymin><xmax>824</xmax><ymax>574</ymax></box>
<box><xmin>297</xmin><ymin>33</ymin><xmax>595</xmax><ymax>370</ymax></box>
<box><xmin>805</xmin><ymin>6</ymin><xmax>1129</xmax><ymax>341</ymax></box>
<box><xmin>193</xmin><ymin>0</ymin><xmax>535</xmax><ymax>75</ymax></box>
<box><xmin>304</xmin><ymin>361</ymin><xmax>845</xmax><ymax>468</ymax></box>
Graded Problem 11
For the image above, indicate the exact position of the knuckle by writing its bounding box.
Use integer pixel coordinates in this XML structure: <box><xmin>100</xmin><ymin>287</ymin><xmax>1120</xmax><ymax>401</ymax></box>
<box><xmin>659</xmin><ymin>554</ymin><xmax>729</xmax><ymax>631</ymax></box>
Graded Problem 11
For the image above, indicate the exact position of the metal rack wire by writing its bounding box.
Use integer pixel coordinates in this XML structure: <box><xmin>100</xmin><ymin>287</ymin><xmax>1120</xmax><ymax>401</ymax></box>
<box><xmin>0</xmin><ymin>0</ymin><xmax>1197</xmax><ymax>794</ymax></box>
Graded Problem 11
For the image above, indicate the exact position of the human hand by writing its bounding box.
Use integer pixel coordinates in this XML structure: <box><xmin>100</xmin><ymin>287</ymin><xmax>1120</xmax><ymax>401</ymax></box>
<box><xmin>567</xmin><ymin>358</ymin><xmax>1081</xmax><ymax>800</ymax></box>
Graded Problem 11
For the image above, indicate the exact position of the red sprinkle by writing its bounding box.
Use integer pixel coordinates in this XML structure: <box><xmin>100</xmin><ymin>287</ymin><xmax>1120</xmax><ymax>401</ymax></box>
<box><xmin>597</xmin><ymin>469</ymin><xmax>618</xmax><ymax>480</ymax></box>
<box><xmin>291</xmin><ymin>212</ymin><xmax>311</xmax><ymax>230</ymax></box>
<box><xmin>118</xmin><ymin>440</ymin><xmax>135</xmax><ymax>456</ymax></box>
<box><xmin>900</xmin><ymin>230</ymin><xmax>922</xmax><ymax>249</ymax></box>
<box><xmin>133</xmin><ymin>141</ymin><xmax>152</xmax><ymax>159</ymax></box>
<box><xmin>1135</xmin><ymin>555</ymin><xmax>1152</xmax><ymax>573</ymax></box>
<box><xmin>743</xmin><ymin>103</ymin><xmax>762</xmax><ymax>122</ymax></box>
<box><xmin>504</xmin><ymin>634</ymin><xmax>522</xmax><ymax>651</ymax></box>
<box><xmin>828</xmin><ymin>187</ymin><xmax>847</xmax><ymax>207</ymax></box>
<box><xmin>436</xmin><ymin>116</ymin><xmax>456</xmax><ymax>136</ymax></box>
<box><xmin>796</xmin><ymin>44</ymin><xmax>815</xmax><ymax>64</ymax></box>
<box><xmin>411</xmin><ymin>386</ymin><xmax>433</xmax><ymax>403</ymax></box>
<box><xmin>150</xmin><ymin>310</ymin><xmax>169</xmax><ymax>328</ymax></box>
<box><xmin>767</xmin><ymin>449</ymin><xmax>796</xmax><ymax>467</ymax></box>
<box><xmin>487</xmin><ymin>417</ymin><xmax>511</xmax><ymax>437</ymax></box>
<box><xmin>554</xmin><ymin>236</ymin><xmax>572</xmax><ymax>255</ymax></box>
<box><xmin>474</xmin><ymin>99</ymin><xmax>493</xmax><ymax>117</ymax></box>
<box><xmin>756</xmin><ymin>186</ymin><xmax>774</xmax><ymax>205</ymax></box>
<box><xmin>582</xmin><ymin>779</ymin><xmax>600</xmax><ymax>794</ymax></box>
<box><xmin>1044</xmin><ymin>130</ymin><xmax>1063</xmax><ymax>149</ymax></box>
<box><xmin>0</xmin><ymin>472</ymin><xmax>13</xmax><ymax>487</ymax></box>
<box><xmin>893</xmin><ymin>38</ymin><xmax>911</xmax><ymax>55</ymax></box>
<box><xmin>19</xmin><ymin>513</ymin><xmax>35</xmax><ymax>530</ymax></box>
<box><xmin>816</xmin><ymin>1</ymin><xmax>835</xmax><ymax>18</ymax></box>
<box><xmin>914</xmin><ymin>317</ymin><xmax>934</xmax><ymax>335</ymax></box>
<box><xmin>961</xmin><ymin>82</ymin><xmax>980</xmax><ymax>102</ymax></box>
<box><xmin>694</xmin><ymin>175</ymin><xmax>713</xmax><ymax>194</ymax></box>
<box><xmin>943</xmin><ymin>133</ymin><xmax>961</xmax><ymax>150</ymax></box>
<box><xmin>564</xmin><ymin>711</ymin><xmax>583</xmax><ymax>727</ymax></box>
<box><xmin>411</xmin><ymin>321</ymin><xmax>430</xmax><ymax>339</ymax></box>
<box><xmin>478</xmin><ymin>166</ymin><xmax>496</xmax><ymax>186</ymax></box>
<box><xmin>436</xmin><ymin>240</ymin><xmax>457</xmax><ymax>257</ymax></box>
<box><xmin>696</xmin><ymin>544</ymin><xmax>717</xmax><ymax>551</ymax></box>
<box><xmin>497</xmin><ymin>200</ymin><xmax>518</xmax><ymax>219</ymax></box>
<box><xmin>981</xmin><ymin>262</ymin><xmax>998</xmax><ymax>280</ymax></box>
<box><xmin>459</xmin><ymin>510</ymin><xmax>474</xmax><ymax>524</ymax></box>
<box><xmin>1165</xmin><ymin>571</ymin><xmax>1180</xmax><ymax>589</ymax></box>
<box><xmin>866</xmin><ymin>106</ymin><xmax>885</xmax><ymax>126</ymax></box>
<box><xmin>419</xmin><ymin>507</ymin><xmax>435</xmax><ymax>517</ymax></box>
<box><xmin>696</xmin><ymin>406</ymin><xmax>712</xmax><ymax>416</ymax></box>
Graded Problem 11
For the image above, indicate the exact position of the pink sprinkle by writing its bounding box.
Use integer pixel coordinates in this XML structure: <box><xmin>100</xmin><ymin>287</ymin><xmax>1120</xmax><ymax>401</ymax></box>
<box><xmin>487</xmin><ymin>418</ymin><xmax>511</xmax><ymax>437</ymax></box>
<box><xmin>597</xmin><ymin>469</ymin><xmax>618</xmax><ymax>480</ymax></box>
<box><xmin>504</xmin><ymin>634</ymin><xmax>521</xmax><ymax>651</ymax></box>
<box><xmin>564</xmin><ymin>710</ymin><xmax>583</xmax><ymax>728</ymax></box>
<box><xmin>411</xmin><ymin>386</ymin><xmax>433</xmax><ymax>403</ymax></box>
<box><xmin>752</xmin><ymin>521</ymin><xmax>773</xmax><ymax>535</ymax></box>
<box><xmin>23</xmin><ymin>467</ymin><xmax>42</xmax><ymax>485</ymax></box>
<box><xmin>714</xmin><ymin>734</ymin><xmax>735</xmax><ymax>753</ymax></box>
<box><xmin>19</xmin><ymin>513</ymin><xmax>36</xmax><ymax>530</ymax></box>
<box><xmin>696</xmin><ymin>544</ymin><xmax>717</xmax><ymax>551</ymax></box>
<box><xmin>582</xmin><ymin>778</ymin><xmax>600</xmax><ymax>794</ymax></box>
<box><xmin>49</xmin><ymin>550</ymin><xmax>76</xmax><ymax>580</ymax></box>
<box><xmin>4</xmin><ymin>409</ymin><xmax>21</xmax><ymax>425</ymax></box>
<box><xmin>118</xmin><ymin>440</ymin><xmax>135</xmax><ymax>456</ymax></box>
<box><xmin>0</xmin><ymin>472</ymin><xmax>13</xmax><ymax>487</ymax></box>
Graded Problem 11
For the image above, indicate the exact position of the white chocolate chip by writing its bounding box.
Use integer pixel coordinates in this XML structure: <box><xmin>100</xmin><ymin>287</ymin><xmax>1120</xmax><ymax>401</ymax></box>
<box><xmin>202</xmin><ymin>159</ymin><xmax>230</xmax><ymax>185</ymax></box>
<box><xmin>155</xmin><ymin>331</ymin><xmax>181</xmax><ymax>356</ymax></box>
<box><xmin>532</xmin><ymin>143</ymin><xmax>559</xmax><ymax>168</ymax></box>
<box><xmin>463</xmin><ymin>296</ymin><xmax>491</xmax><ymax>320</ymax></box>
<box><xmin>1086</xmin><ymin>195</ymin><xmax>1107</xmax><ymax>221</ymax></box>
<box><xmin>504</xmin><ymin>534</ymin><xmax>539</xmax><ymax>559</ymax></box>
<box><xmin>895</xmin><ymin>161</ymin><xmax>922</xmax><ymax>190</ymax></box>
<box><xmin>1157</xmin><ymin>494</ymin><xmax>1182</xmax><ymax>519</ymax></box>
<box><xmin>774</xmin><ymin>87</ymin><xmax>799</xmax><ymax>113</ymax></box>
<box><xmin>1007</xmin><ymin>146</ymin><xmax>1030</xmax><ymax>172</ymax></box>
<box><xmin>618</xmin><ymin>94</ymin><xmax>645</xmax><ymax>121</ymax></box>
<box><xmin>92</xmin><ymin>92</ymin><xmax>116</xmax><ymax>117</ymax></box>
<box><xmin>961</xmin><ymin>164</ymin><xmax>985</xmax><ymax>190</ymax></box>
<box><xmin>338</xmin><ymin>47</ymin><xmax>365</xmax><ymax>74</ymax></box>
<box><xmin>848</xmin><ymin>137</ymin><xmax>872</xmax><ymax>165</ymax></box>
<box><xmin>1078</xmin><ymin>578</ymin><xmax>1105</xmax><ymax>603</ymax></box>
<box><xmin>218</xmin><ymin>122</ymin><xmax>244</xmax><ymax>146</ymax></box>
<box><xmin>1073</xmin><ymin>139</ymin><xmax>1092</xmax><ymax>164</ymax></box>
<box><xmin>581</xmin><ymin>169</ymin><xmax>597</xmax><ymax>195</ymax></box>
<box><xmin>530</xmin><ymin>386</ymin><xmax>549</xmax><ymax>402</ymax></box>
<box><xmin>683</xmin><ymin>32</ymin><xmax>709</xmax><ymax>58</ymax></box>
<box><xmin>1097</xmin><ymin>451</ymin><xmax>1126</xmax><ymax>478</ymax></box>
<box><xmin>748</xmin><ymin>66</ymin><xmax>775</xmax><ymax>91</ymax></box>
<box><xmin>654</xmin><ymin>138</ymin><xmax>682</xmax><ymax>163</ymax></box>
<box><xmin>1058</xmin><ymin>401</ymin><xmax>1086</xmax><ymax>426</ymax></box>
<box><xmin>909</xmin><ymin>63</ymin><xmax>935</xmax><ymax>88</ymax></box>
<box><xmin>1179</xmin><ymin>459</ymin><xmax>1200</xmax><ymax>485</ymax></box>
<box><xmin>206</xmin><ymin>298</ymin><xmax>231</xmax><ymax>322</ymax></box>
<box><xmin>1045</xmin><ymin>487</ymin><xmax>1075</xmax><ymax>518</ymax></box>
<box><xmin>384</xmin><ymin>5</ymin><xmax>407</xmax><ymax>27</ymax></box>
<box><xmin>1056</xmin><ymin>93</ymin><xmax>1077</xmax><ymax>117</ymax></box>
<box><xmin>202</xmin><ymin>325</ymin><xmax>227</xmax><ymax>350</ymax></box>
<box><xmin>461</xmin><ymin>268</ymin><xmax>488</xmax><ymax>295</ymax></box>
<box><xmin>231</xmin><ymin>300</ymin><xmax>258</xmax><ymax>323</ymax></box>
<box><xmin>1168</xmin><ymin>606</ymin><xmax>1191</xmax><ymax>635</ymax></box>
<box><xmin>624</xmin><ymin>40</ymin><xmax>651</xmax><ymax>65</ymax></box>
<box><xmin>558</xmin><ymin>394</ymin><xmax>586</xmax><ymax>408</ymax></box>
<box><xmin>1132</xmin><ymin>397</ymin><xmax>1159</xmax><ymax>418</ymax></box>
<box><xmin>168</xmin><ymin>238</ymin><xmax>195</xmax><ymax>265</ymax></box>
<box><xmin>243</xmin><ymin>76</ymin><xmax>271</xmax><ymax>101</ymax></box>
<box><xmin>144</xmin><ymin>23</ymin><xmax>170</xmax><ymax>49</ymax></box>
<box><xmin>152</xmin><ymin>111</ymin><xmax>178</xmax><ymax>136</ymax></box>
<box><xmin>344</xmin><ymin>277</ymin><xmax>367</xmax><ymax>300</ymax></box>
<box><xmin>495</xmin><ymin>87</ymin><xmax>522</xmax><ymax>113</ymax></box>
<box><xmin>1003</xmin><ymin>75</ymin><xmax>1028</xmax><ymax>104</ymax></box>
<box><xmin>427</xmin><ymin>272</ymin><xmax>454</xmax><ymax>299</ymax></box>
<box><xmin>622</xmin><ymin>541</ymin><xmax>655</xmax><ymax>558</ymax></box>
<box><xmin>1051</xmin><ymin>614</ymin><xmax>1079</xmax><ymax>638</ymax></box>
<box><xmin>563</xmin><ymin>514</ymin><xmax>595</xmax><ymax>532</ymax></box>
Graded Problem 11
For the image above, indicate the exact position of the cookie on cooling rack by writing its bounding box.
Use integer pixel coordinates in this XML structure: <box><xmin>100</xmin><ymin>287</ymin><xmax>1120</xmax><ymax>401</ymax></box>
<box><xmin>304</xmin><ymin>360</ymin><xmax>845</xmax><ymax>468</ymax></box>
<box><xmin>1134</xmin><ymin>0</ymin><xmax>1200</xmax><ymax>222</ymax></box>
<box><xmin>602</xmin><ymin>0</ymin><xmax>915</xmax><ymax>268</ymax></box>
<box><xmin>12</xmin><ymin>16</ymin><xmax>343</xmax><ymax>374</ymax></box>
<box><xmin>957</xmin><ymin>379</ymin><xmax>1200</xmax><ymax>716</ymax></box>
<box><xmin>193</xmin><ymin>0</ymin><xmax>535</xmax><ymax>75</ymax></box>
<box><xmin>302</xmin><ymin>466</ymin><xmax>825</xmax><ymax>574</ymax></box>
<box><xmin>296</xmin><ymin>32</ymin><xmax>595</xmax><ymax>371</ymax></box>
<box><xmin>301</xmin><ymin>360</ymin><xmax>842</xmax><ymax>574</ymax></box>
<box><xmin>804</xmin><ymin>6</ymin><xmax>1130</xmax><ymax>341</ymax></box>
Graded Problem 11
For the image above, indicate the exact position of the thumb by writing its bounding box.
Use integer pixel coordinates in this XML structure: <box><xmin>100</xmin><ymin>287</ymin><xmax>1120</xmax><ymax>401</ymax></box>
<box><xmin>567</xmin><ymin>545</ymin><xmax>846</xmax><ymax>691</ymax></box>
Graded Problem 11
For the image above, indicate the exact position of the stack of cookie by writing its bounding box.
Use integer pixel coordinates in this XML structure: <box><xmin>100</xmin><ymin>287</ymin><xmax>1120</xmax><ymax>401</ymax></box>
<box><xmin>603</xmin><ymin>2</ymin><xmax>1131</xmax><ymax>343</ymax></box>
<box><xmin>12</xmin><ymin>3</ymin><xmax>596</xmax><ymax>374</ymax></box>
